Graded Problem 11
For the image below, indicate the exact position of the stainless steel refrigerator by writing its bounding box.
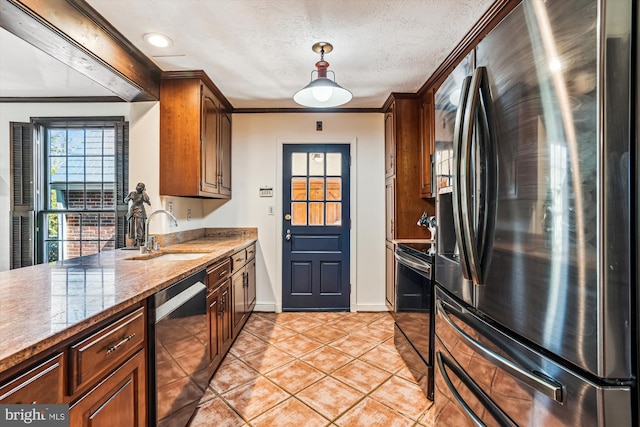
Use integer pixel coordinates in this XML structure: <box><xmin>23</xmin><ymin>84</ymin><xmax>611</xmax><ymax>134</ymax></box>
<box><xmin>433</xmin><ymin>0</ymin><xmax>637</xmax><ymax>425</ymax></box>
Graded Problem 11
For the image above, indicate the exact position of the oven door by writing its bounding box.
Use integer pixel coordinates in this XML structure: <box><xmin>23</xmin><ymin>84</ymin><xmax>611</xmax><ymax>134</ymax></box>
<box><xmin>393</xmin><ymin>248</ymin><xmax>434</xmax><ymax>399</ymax></box>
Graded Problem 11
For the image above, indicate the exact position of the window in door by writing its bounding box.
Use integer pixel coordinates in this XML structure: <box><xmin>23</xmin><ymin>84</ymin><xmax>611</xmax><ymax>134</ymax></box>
<box><xmin>290</xmin><ymin>152</ymin><xmax>343</xmax><ymax>226</ymax></box>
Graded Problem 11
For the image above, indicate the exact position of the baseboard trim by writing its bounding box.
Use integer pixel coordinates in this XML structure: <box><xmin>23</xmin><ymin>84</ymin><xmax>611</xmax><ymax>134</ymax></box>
<box><xmin>252</xmin><ymin>303</ymin><xmax>389</xmax><ymax>313</ymax></box>
<box><xmin>254</xmin><ymin>303</ymin><xmax>277</xmax><ymax>312</ymax></box>
<box><xmin>355</xmin><ymin>304</ymin><xmax>389</xmax><ymax>312</ymax></box>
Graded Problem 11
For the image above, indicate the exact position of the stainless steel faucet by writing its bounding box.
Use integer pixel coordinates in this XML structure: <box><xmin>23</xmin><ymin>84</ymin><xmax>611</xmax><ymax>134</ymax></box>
<box><xmin>143</xmin><ymin>209</ymin><xmax>178</xmax><ymax>252</ymax></box>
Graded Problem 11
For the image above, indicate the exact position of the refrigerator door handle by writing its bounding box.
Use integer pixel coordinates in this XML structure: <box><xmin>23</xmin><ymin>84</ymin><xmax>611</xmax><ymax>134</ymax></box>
<box><xmin>473</xmin><ymin>66</ymin><xmax>495</xmax><ymax>276</ymax></box>
<box><xmin>436</xmin><ymin>300</ymin><xmax>564</xmax><ymax>403</ymax></box>
<box><xmin>452</xmin><ymin>75</ymin><xmax>473</xmax><ymax>280</ymax></box>
<box><xmin>436</xmin><ymin>351</ymin><xmax>517</xmax><ymax>427</ymax></box>
<box><xmin>460</xmin><ymin>66</ymin><xmax>486</xmax><ymax>286</ymax></box>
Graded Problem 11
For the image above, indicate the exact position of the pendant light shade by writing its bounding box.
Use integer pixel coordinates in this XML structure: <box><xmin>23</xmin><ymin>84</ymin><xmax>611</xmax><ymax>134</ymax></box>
<box><xmin>294</xmin><ymin>42</ymin><xmax>352</xmax><ymax>108</ymax></box>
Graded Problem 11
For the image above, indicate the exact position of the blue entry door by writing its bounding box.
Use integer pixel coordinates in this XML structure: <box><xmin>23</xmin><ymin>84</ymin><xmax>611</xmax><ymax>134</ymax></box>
<box><xmin>282</xmin><ymin>144</ymin><xmax>351</xmax><ymax>311</ymax></box>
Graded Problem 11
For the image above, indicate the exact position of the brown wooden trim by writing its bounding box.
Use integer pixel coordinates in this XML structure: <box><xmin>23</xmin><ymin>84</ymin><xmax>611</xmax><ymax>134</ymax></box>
<box><xmin>0</xmin><ymin>96</ymin><xmax>125</xmax><ymax>103</ymax></box>
<box><xmin>162</xmin><ymin>70</ymin><xmax>234</xmax><ymax>111</ymax></box>
<box><xmin>417</xmin><ymin>0</ymin><xmax>521</xmax><ymax>98</ymax></box>
<box><xmin>0</xmin><ymin>0</ymin><xmax>161</xmax><ymax>102</ymax></box>
<box><xmin>233</xmin><ymin>107</ymin><xmax>383</xmax><ymax>114</ymax></box>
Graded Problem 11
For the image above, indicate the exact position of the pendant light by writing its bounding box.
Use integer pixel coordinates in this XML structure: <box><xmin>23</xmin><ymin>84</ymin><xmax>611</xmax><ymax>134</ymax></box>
<box><xmin>294</xmin><ymin>42</ymin><xmax>352</xmax><ymax>108</ymax></box>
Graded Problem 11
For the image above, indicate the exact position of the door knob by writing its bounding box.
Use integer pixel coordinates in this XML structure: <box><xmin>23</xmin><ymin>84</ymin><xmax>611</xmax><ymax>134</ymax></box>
<box><xmin>284</xmin><ymin>214</ymin><xmax>291</xmax><ymax>221</ymax></box>
<box><xmin>285</xmin><ymin>229</ymin><xmax>291</xmax><ymax>241</ymax></box>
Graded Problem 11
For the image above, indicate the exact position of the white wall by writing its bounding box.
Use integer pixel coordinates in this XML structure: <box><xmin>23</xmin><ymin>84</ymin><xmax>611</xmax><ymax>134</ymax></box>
<box><xmin>0</xmin><ymin>102</ymin><xmax>206</xmax><ymax>271</ymax></box>
<box><xmin>203</xmin><ymin>113</ymin><xmax>386</xmax><ymax>312</ymax></box>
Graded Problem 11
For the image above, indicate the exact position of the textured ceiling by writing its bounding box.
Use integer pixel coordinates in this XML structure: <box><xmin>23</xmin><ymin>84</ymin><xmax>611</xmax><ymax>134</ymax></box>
<box><xmin>1</xmin><ymin>0</ymin><xmax>495</xmax><ymax>108</ymax></box>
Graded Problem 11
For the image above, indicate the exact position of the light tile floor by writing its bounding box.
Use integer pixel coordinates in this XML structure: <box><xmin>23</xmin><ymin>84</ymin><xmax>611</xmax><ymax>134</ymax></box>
<box><xmin>189</xmin><ymin>311</ymin><xmax>434</xmax><ymax>426</ymax></box>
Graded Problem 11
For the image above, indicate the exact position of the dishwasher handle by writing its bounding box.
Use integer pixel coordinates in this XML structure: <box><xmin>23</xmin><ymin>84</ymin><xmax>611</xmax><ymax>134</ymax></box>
<box><xmin>155</xmin><ymin>281</ymin><xmax>206</xmax><ymax>322</ymax></box>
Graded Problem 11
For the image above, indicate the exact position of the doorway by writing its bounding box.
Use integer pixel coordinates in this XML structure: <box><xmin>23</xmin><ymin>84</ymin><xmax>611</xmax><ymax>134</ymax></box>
<box><xmin>282</xmin><ymin>144</ymin><xmax>351</xmax><ymax>311</ymax></box>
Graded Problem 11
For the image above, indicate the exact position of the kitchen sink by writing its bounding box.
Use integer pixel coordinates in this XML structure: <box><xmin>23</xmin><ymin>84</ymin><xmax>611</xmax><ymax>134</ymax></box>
<box><xmin>123</xmin><ymin>252</ymin><xmax>209</xmax><ymax>261</ymax></box>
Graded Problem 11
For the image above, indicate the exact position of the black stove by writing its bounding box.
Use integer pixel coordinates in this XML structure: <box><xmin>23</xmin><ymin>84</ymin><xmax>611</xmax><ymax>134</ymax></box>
<box><xmin>393</xmin><ymin>241</ymin><xmax>436</xmax><ymax>400</ymax></box>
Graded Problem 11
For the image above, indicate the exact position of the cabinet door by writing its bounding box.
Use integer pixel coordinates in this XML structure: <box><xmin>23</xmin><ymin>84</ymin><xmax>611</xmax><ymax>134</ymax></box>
<box><xmin>384</xmin><ymin>109</ymin><xmax>395</xmax><ymax>177</ymax></box>
<box><xmin>385</xmin><ymin>177</ymin><xmax>395</xmax><ymax>241</ymax></box>
<box><xmin>220</xmin><ymin>281</ymin><xmax>233</xmax><ymax>354</ymax></box>
<box><xmin>245</xmin><ymin>259</ymin><xmax>256</xmax><ymax>313</ymax></box>
<box><xmin>231</xmin><ymin>269</ymin><xmax>246</xmax><ymax>338</ymax></box>
<box><xmin>385</xmin><ymin>241</ymin><xmax>395</xmax><ymax>310</ymax></box>
<box><xmin>0</xmin><ymin>353</ymin><xmax>65</xmax><ymax>404</ymax></box>
<box><xmin>219</xmin><ymin>111</ymin><xmax>232</xmax><ymax>197</ymax></box>
<box><xmin>200</xmin><ymin>84</ymin><xmax>220</xmax><ymax>195</ymax></box>
<box><xmin>420</xmin><ymin>91</ymin><xmax>435</xmax><ymax>198</ymax></box>
<box><xmin>70</xmin><ymin>350</ymin><xmax>146</xmax><ymax>427</ymax></box>
<box><xmin>207</xmin><ymin>288</ymin><xmax>223</xmax><ymax>370</ymax></box>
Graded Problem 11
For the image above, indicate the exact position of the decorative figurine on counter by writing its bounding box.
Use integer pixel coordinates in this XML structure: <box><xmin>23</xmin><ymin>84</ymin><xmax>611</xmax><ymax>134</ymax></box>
<box><xmin>417</xmin><ymin>212</ymin><xmax>437</xmax><ymax>241</ymax></box>
<box><xmin>124</xmin><ymin>182</ymin><xmax>151</xmax><ymax>247</ymax></box>
<box><xmin>417</xmin><ymin>212</ymin><xmax>437</xmax><ymax>256</ymax></box>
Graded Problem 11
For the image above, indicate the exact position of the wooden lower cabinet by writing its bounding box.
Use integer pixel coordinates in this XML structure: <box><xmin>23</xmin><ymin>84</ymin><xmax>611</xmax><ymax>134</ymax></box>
<box><xmin>207</xmin><ymin>279</ymin><xmax>231</xmax><ymax>374</ymax></box>
<box><xmin>231</xmin><ymin>268</ymin><xmax>246</xmax><ymax>338</ymax></box>
<box><xmin>246</xmin><ymin>258</ymin><xmax>256</xmax><ymax>313</ymax></box>
<box><xmin>69</xmin><ymin>349</ymin><xmax>146</xmax><ymax>427</ymax></box>
<box><xmin>0</xmin><ymin>353</ymin><xmax>65</xmax><ymax>404</ymax></box>
<box><xmin>231</xmin><ymin>254</ymin><xmax>257</xmax><ymax>338</ymax></box>
<box><xmin>69</xmin><ymin>307</ymin><xmax>145</xmax><ymax>395</ymax></box>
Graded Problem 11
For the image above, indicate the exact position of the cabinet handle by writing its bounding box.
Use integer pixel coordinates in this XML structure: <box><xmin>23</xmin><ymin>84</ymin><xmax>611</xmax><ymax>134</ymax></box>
<box><xmin>106</xmin><ymin>333</ymin><xmax>136</xmax><ymax>355</ymax></box>
<box><xmin>235</xmin><ymin>257</ymin><xmax>243</xmax><ymax>263</ymax></box>
<box><xmin>390</xmin><ymin>154</ymin><xmax>394</xmax><ymax>168</ymax></box>
<box><xmin>219</xmin><ymin>295</ymin><xmax>225</xmax><ymax>315</ymax></box>
<box><xmin>219</xmin><ymin>270</ymin><xmax>227</xmax><ymax>277</ymax></box>
<box><xmin>391</xmin><ymin>219</ymin><xmax>394</xmax><ymax>234</ymax></box>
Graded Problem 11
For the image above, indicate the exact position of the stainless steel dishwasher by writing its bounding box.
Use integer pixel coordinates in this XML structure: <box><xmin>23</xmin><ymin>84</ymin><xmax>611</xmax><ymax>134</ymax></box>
<box><xmin>148</xmin><ymin>269</ymin><xmax>207</xmax><ymax>427</ymax></box>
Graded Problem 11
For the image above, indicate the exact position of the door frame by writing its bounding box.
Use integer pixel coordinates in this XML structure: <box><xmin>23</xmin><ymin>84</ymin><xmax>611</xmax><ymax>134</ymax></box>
<box><xmin>275</xmin><ymin>137</ymin><xmax>358</xmax><ymax>313</ymax></box>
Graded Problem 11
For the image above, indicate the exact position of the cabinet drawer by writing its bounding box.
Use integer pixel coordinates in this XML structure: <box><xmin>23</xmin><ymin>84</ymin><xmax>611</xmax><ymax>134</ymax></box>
<box><xmin>231</xmin><ymin>249</ymin><xmax>247</xmax><ymax>273</ymax></box>
<box><xmin>207</xmin><ymin>258</ymin><xmax>230</xmax><ymax>290</ymax></box>
<box><xmin>245</xmin><ymin>244</ymin><xmax>256</xmax><ymax>262</ymax></box>
<box><xmin>0</xmin><ymin>353</ymin><xmax>65</xmax><ymax>404</ymax></box>
<box><xmin>69</xmin><ymin>307</ymin><xmax>145</xmax><ymax>394</ymax></box>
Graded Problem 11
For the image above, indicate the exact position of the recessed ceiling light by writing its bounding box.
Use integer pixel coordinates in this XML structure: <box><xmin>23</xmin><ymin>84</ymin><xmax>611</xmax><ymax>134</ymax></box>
<box><xmin>143</xmin><ymin>33</ymin><xmax>173</xmax><ymax>48</ymax></box>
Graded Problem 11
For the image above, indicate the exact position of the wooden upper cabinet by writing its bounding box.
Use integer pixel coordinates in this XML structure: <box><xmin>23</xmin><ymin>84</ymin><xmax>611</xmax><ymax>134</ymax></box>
<box><xmin>219</xmin><ymin>109</ymin><xmax>232</xmax><ymax>197</ymax></box>
<box><xmin>384</xmin><ymin>95</ymin><xmax>434</xmax><ymax>240</ymax></box>
<box><xmin>160</xmin><ymin>75</ymin><xmax>231</xmax><ymax>198</ymax></box>
<box><xmin>384</xmin><ymin>108</ymin><xmax>395</xmax><ymax>178</ymax></box>
<box><xmin>420</xmin><ymin>90</ymin><xmax>435</xmax><ymax>198</ymax></box>
<box><xmin>201</xmin><ymin>88</ymin><xmax>220</xmax><ymax>194</ymax></box>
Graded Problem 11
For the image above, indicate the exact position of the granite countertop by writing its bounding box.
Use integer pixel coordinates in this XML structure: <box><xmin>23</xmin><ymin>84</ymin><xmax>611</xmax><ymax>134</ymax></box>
<box><xmin>0</xmin><ymin>228</ymin><xmax>257</xmax><ymax>372</ymax></box>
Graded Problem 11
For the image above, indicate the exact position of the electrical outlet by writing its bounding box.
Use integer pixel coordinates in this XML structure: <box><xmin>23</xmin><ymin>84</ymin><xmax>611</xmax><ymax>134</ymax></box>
<box><xmin>187</xmin><ymin>208</ymin><xmax>192</xmax><ymax>221</ymax></box>
<box><xmin>167</xmin><ymin>201</ymin><xmax>174</xmax><ymax>214</ymax></box>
